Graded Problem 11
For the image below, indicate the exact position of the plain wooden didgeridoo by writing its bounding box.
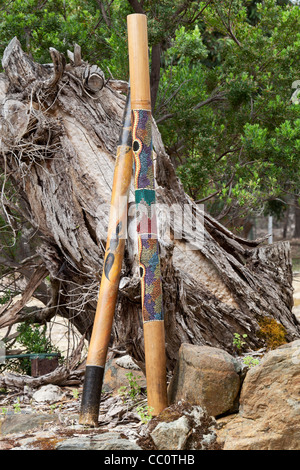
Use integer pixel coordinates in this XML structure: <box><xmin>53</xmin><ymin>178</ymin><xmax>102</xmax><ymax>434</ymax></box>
<box><xmin>79</xmin><ymin>90</ymin><xmax>133</xmax><ymax>427</ymax></box>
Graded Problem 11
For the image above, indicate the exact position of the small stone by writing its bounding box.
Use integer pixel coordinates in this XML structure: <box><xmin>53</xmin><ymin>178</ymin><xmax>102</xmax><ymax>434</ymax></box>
<box><xmin>32</xmin><ymin>384</ymin><xmax>65</xmax><ymax>403</ymax></box>
<box><xmin>115</xmin><ymin>355</ymin><xmax>141</xmax><ymax>370</ymax></box>
<box><xmin>150</xmin><ymin>416</ymin><xmax>191</xmax><ymax>450</ymax></box>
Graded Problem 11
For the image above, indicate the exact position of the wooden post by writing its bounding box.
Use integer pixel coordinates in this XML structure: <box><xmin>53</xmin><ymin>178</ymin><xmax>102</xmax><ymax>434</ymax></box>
<box><xmin>268</xmin><ymin>215</ymin><xmax>273</xmax><ymax>244</ymax></box>
<box><xmin>127</xmin><ymin>13</ymin><xmax>168</xmax><ymax>416</ymax></box>
<box><xmin>79</xmin><ymin>91</ymin><xmax>133</xmax><ymax>427</ymax></box>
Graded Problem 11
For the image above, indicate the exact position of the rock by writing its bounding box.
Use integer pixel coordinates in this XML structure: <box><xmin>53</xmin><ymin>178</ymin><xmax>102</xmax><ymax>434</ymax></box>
<box><xmin>139</xmin><ymin>401</ymin><xmax>220</xmax><ymax>451</ymax></box>
<box><xmin>102</xmin><ymin>358</ymin><xmax>146</xmax><ymax>395</ymax></box>
<box><xmin>0</xmin><ymin>413</ymin><xmax>59</xmax><ymax>436</ymax></box>
<box><xmin>10</xmin><ymin>430</ymin><xmax>61</xmax><ymax>450</ymax></box>
<box><xmin>217</xmin><ymin>340</ymin><xmax>300</xmax><ymax>450</ymax></box>
<box><xmin>150</xmin><ymin>416</ymin><xmax>191</xmax><ymax>450</ymax></box>
<box><xmin>168</xmin><ymin>344</ymin><xmax>241</xmax><ymax>417</ymax></box>
<box><xmin>115</xmin><ymin>355</ymin><xmax>141</xmax><ymax>370</ymax></box>
<box><xmin>0</xmin><ymin>441</ymin><xmax>13</xmax><ymax>450</ymax></box>
<box><xmin>32</xmin><ymin>384</ymin><xmax>65</xmax><ymax>403</ymax></box>
<box><xmin>56</xmin><ymin>432</ymin><xmax>142</xmax><ymax>450</ymax></box>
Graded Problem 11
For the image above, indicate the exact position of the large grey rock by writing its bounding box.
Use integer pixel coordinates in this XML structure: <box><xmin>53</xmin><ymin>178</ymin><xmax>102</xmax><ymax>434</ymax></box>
<box><xmin>217</xmin><ymin>340</ymin><xmax>300</xmax><ymax>450</ymax></box>
<box><xmin>0</xmin><ymin>413</ymin><xmax>59</xmax><ymax>436</ymax></box>
<box><xmin>168</xmin><ymin>344</ymin><xmax>241</xmax><ymax>417</ymax></box>
<box><xmin>56</xmin><ymin>432</ymin><xmax>142</xmax><ymax>450</ymax></box>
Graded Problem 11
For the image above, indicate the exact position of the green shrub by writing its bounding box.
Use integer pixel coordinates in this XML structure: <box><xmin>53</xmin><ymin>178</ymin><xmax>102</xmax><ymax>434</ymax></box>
<box><xmin>13</xmin><ymin>321</ymin><xmax>61</xmax><ymax>375</ymax></box>
<box><xmin>233</xmin><ymin>332</ymin><xmax>248</xmax><ymax>351</ymax></box>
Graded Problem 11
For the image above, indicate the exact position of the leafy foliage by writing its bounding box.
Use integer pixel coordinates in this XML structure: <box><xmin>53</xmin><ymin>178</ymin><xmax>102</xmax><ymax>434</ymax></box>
<box><xmin>0</xmin><ymin>0</ymin><xmax>130</xmax><ymax>78</ymax></box>
<box><xmin>12</xmin><ymin>321</ymin><xmax>61</xmax><ymax>374</ymax></box>
<box><xmin>233</xmin><ymin>332</ymin><xmax>248</xmax><ymax>350</ymax></box>
<box><xmin>156</xmin><ymin>0</ymin><xmax>300</xmax><ymax>223</ymax></box>
<box><xmin>0</xmin><ymin>0</ymin><xmax>299</xmax><ymax>225</ymax></box>
<box><xmin>242</xmin><ymin>355</ymin><xmax>259</xmax><ymax>367</ymax></box>
<box><xmin>118</xmin><ymin>371</ymin><xmax>142</xmax><ymax>401</ymax></box>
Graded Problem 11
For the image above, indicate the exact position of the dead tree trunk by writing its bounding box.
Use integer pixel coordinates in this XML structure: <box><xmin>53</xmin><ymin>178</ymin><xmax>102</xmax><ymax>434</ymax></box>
<box><xmin>0</xmin><ymin>38</ymin><xmax>299</xmax><ymax>372</ymax></box>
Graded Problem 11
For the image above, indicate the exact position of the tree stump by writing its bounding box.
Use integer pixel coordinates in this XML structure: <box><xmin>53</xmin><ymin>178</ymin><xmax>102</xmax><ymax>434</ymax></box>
<box><xmin>0</xmin><ymin>38</ymin><xmax>299</xmax><ymax>373</ymax></box>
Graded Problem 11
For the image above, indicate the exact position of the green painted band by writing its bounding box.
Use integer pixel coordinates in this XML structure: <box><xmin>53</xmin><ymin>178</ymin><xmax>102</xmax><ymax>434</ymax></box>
<box><xmin>135</xmin><ymin>188</ymin><xmax>156</xmax><ymax>205</ymax></box>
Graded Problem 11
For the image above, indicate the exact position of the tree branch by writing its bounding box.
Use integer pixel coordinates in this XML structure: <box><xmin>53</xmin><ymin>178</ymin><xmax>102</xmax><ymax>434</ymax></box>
<box><xmin>0</xmin><ymin>263</ymin><xmax>49</xmax><ymax>329</ymax></box>
<box><xmin>156</xmin><ymin>92</ymin><xmax>226</xmax><ymax>124</ymax></box>
<box><xmin>215</xmin><ymin>146</ymin><xmax>242</xmax><ymax>163</ymax></box>
<box><xmin>95</xmin><ymin>0</ymin><xmax>112</xmax><ymax>27</ymax></box>
<box><xmin>188</xmin><ymin>0</ymin><xmax>213</xmax><ymax>25</ymax></box>
<box><xmin>214</xmin><ymin>1</ymin><xmax>242</xmax><ymax>48</ymax></box>
<box><xmin>127</xmin><ymin>0</ymin><xmax>145</xmax><ymax>14</ymax></box>
<box><xmin>195</xmin><ymin>170</ymin><xmax>236</xmax><ymax>204</ymax></box>
<box><xmin>156</xmin><ymin>79</ymin><xmax>192</xmax><ymax>116</ymax></box>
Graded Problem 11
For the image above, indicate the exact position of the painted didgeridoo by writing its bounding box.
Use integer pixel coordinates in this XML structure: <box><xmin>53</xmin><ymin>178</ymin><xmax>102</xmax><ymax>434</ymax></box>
<box><xmin>127</xmin><ymin>13</ymin><xmax>168</xmax><ymax>416</ymax></box>
<box><xmin>79</xmin><ymin>90</ymin><xmax>133</xmax><ymax>427</ymax></box>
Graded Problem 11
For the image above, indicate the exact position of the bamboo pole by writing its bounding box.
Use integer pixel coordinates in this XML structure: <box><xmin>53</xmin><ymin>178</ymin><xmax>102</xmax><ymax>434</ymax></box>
<box><xmin>79</xmin><ymin>90</ymin><xmax>133</xmax><ymax>427</ymax></box>
<box><xmin>127</xmin><ymin>13</ymin><xmax>168</xmax><ymax>416</ymax></box>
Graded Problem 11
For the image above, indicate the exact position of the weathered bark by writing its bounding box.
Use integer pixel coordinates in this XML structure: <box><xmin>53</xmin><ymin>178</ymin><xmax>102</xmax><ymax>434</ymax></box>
<box><xmin>0</xmin><ymin>38</ymin><xmax>299</xmax><ymax>373</ymax></box>
<box><xmin>0</xmin><ymin>366</ymin><xmax>84</xmax><ymax>389</ymax></box>
<box><xmin>0</xmin><ymin>263</ymin><xmax>48</xmax><ymax>328</ymax></box>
